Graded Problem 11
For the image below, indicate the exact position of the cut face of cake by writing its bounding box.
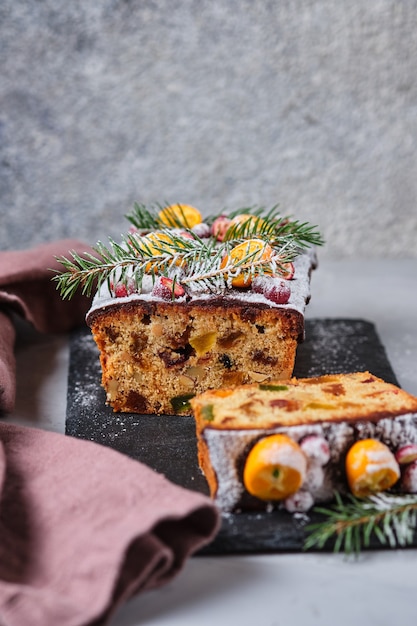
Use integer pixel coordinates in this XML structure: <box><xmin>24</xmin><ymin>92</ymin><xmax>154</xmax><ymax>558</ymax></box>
<box><xmin>190</xmin><ymin>372</ymin><xmax>417</xmax><ymax>512</ymax></box>
<box><xmin>56</xmin><ymin>203</ymin><xmax>323</xmax><ymax>414</ymax></box>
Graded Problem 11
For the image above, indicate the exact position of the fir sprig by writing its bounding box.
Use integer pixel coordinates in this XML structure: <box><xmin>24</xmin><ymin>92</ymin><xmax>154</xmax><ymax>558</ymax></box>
<box><xmin>125</xmin><ymin>202</ymin><xmax>160</xmax><ymax>230</ymax></box>
<box><xmin>53</xmin><ymin>203</ymin><xmax>324</xmax><ymax>299</ymax></box>
<box><xmin>303</xmin><ymin>492</ymin><xmax>417</xmax><ymax>555</ymax></box>
<box><xmin>216</xmin><ymin>206</ymin><xmax>324</xmax><ymax>250</ymax></box>
<box><xmin>53</xmin><ymin>239</ymin><xmax>142</xmax><ymax>300</ymax></box>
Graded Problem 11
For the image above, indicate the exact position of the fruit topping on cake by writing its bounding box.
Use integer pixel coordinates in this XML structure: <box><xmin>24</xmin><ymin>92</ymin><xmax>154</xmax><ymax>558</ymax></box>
<box><xmin>53</xmin><ymin>203</ymin><xmax>323</xmax><ymax>305</ymax></box>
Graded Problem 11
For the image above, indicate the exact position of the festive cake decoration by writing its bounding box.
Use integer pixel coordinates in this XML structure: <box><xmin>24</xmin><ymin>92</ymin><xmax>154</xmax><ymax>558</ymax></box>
<box><xmin>54</xmin><ymin>203</ymin><xmax>323</xmax><ymax>414</ymax></box>
<box><xmin>54</xmin><ymin>203</ymin><xmax>323</xmax><ymax>302</ymax></box>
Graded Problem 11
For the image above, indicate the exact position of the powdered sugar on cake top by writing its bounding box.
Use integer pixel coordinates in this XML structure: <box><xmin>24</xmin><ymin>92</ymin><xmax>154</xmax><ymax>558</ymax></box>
<box><xmin>88</xmin><ymin>247</ymin><xmax>316</xmax><ymax>317</ymax></box>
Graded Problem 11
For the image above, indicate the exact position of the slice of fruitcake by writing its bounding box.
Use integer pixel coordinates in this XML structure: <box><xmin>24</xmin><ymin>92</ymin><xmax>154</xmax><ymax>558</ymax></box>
<box><xmin>190</xmin><ymin>371</ymin><xmax>417</xmax><ymax>512</ymax></box>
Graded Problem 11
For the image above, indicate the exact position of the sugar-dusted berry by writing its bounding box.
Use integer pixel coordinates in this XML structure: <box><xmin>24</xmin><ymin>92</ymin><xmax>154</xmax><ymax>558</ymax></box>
<box><xmin>395</xmin><ymin>444</ymin><xmax>417</xmax><ymax>465</ymax></box>
<box><xmin>110</xmin><ymin>277</ymin><xmax>136</xmax><ymax>298</ymax></box>
<box><xmin>400</xmin><ymin>460</ymin><xmax>417</xmax><ymax>493</ymax></box>
<box><xmin>151</xmin><ymin>277</ymin><xmax>185</xmax><ymax>301</ymax></box>
<box><xmin>191</xmin><ymin>222</ymin><xmax>211</xmax><ymax>238</ymax></box>
<box><xmin>211</xmin><ymin>215</ymin><xmax>231</xmax><ymax>241</ymax></box>
<box><xmin>300</xmin><ymin>435</ymin><xmax>331</xmax><ymax>466</ymax></box>
<box><xmin>252</xmin><ymin>276</ymin><xmax>291</xmax><ymax>304</ymax></box>
<box><xmin>284</xmin><ymin>489</ymin><xmax>314</xmax><ymax>513</ymax></box>
<box><xmin>304</xmin><ymin>464</ymin><xmax>325</xmax><ymax>492</ymax></box>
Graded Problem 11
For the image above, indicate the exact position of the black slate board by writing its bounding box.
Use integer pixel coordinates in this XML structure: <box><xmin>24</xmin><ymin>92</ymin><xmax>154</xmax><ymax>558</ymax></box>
<box><xmin>66</xmin><ymin>318</ymin><xmax>409</xmax><ymax>554</ymax></box>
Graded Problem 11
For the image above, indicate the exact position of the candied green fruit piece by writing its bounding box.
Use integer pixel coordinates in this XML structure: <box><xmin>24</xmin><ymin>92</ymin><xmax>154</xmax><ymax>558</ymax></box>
<box><xmin>170</xmin><ymin>393</ymin><xmax>195</xmax><ymax>413</ymax></box>
<box><xmin>201</xmin><ymin>404</ymin><xmax>215</xmax><ymax>422</ymax></box>
<box><xmin>259</xmin><ymin>384</ymin><xmax>289</xmax><ymax>392</ymax></box>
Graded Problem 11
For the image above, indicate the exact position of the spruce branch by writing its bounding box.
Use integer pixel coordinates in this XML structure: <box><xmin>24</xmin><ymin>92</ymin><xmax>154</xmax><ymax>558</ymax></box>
<box><xmin>219</xmin><ymin>207</ymin><xmax>324</xmax><ymax>250</ymax></box>
<box><xmin>52</xmin><ymin>240</ymin><xmax>140</xmax><ymax>300</ymax></box>
<box><xmin>53</xmin><ymin>203</ymin><xmax>324</xmax><ymax>299</ymax></box>
<box><xmin>303</xmin><ymin>492</ymin><xmax>417</xmax><ymax>555</ymax></box>
<box><xmin>125</xmin><ymin>202</ymin><xmax>160</xmax><ymax>231</ymax></box>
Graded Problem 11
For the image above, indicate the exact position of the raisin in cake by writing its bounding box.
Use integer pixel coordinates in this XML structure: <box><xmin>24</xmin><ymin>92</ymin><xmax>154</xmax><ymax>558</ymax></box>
<box><xmin>190</xmin><ymin>372</ymin><xmax>417</xmax><ymax>512</ymax></box>
<box><xmin>80</xmin><ymin>203</ymin><xmax>323</xmax><ymax>414</ymax></box>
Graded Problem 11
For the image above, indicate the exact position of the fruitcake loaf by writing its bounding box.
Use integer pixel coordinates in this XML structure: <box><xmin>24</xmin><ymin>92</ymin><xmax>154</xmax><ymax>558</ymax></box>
<box><xmin>60</xmin><ymin>202</ymin><xmax>323</xmax><ymax>415</ymax></box>
<box><xmin>190</xmin><ymin>371</ymin><xmax>417</xmax><ymax>512</ymax></box>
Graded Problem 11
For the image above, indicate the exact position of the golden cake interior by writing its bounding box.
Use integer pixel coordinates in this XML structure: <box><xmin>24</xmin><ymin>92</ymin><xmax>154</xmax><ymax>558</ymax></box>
<box><xmin>191</xmin><ymin>371</ymin><xmax>417</xmax><ymax>430</ymax></box>
<box><xmin>88</xmin><ymin>298</ymin><xmax>304</xmax><ymax>414</ymax></box>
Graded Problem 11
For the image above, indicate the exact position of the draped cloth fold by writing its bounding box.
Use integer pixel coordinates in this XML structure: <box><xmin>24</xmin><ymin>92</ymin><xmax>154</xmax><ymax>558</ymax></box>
<box><xmin>0</xmin><ymin>241</ymin><xmax>220</xmax><ymax>625</ymax></box>
<box><xmin>0</xmin><ymin>422</ymin><xmax>219</xmax><ymax>626</ymax></box>
<box><xmin>0</xmin><ymin>240</ymin><xmax>93</xmax><ymax>413</ymax></box>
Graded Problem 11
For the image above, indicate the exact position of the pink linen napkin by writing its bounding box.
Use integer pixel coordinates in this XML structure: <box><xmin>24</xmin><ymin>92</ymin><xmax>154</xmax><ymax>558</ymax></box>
<box><xmin>0</xmin><ymin>241</ymin><xmax>220</xmax><ymax>625</ymax></box>
<box><xmin>0</xmin><ymin>240</ymin><xmax>93</xmax><ymax>413</ymax></box>
<box><xmin>0</xmin><ymin>422</ymin><xmax>219</xmax><ymax>626</ymax></box>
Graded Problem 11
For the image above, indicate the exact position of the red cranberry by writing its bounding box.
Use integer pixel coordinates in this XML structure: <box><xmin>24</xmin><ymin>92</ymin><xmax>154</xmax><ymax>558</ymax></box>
<box><xmin>401</xmin><ymin>460</ymin><xmax>417</xmax><ymax>493</ymax></box>
<box><xmin>151</xmin><ymin>277</ymin><xmax>185</xmax><ymax>300</ymax></box>
<box><xmin>191</xmin><ymin>223</ymin><xmax>211</xmax><ymax>238</ymax></box>
<box><xmin>395</xmin><ymin>444</ymin><xmax>417</xmax><ymax>465</ymax></box>
<box><xmin>211</xmin><ymin>215</ymin><xmax>231</xmax><ymax>241</ymax></box>
<box><xmin>110</xmin><ymin>278</ymin><xmax>136</xmax><ymax>298</ymax></box>
<box><xmin>252</xmin><ymin>276</ymin><xmax>291</xmax><ymax>304</ymax></box>
<box><xmin>300</xmin><ymin>435</ymin><xmax>331</xmax><ymax>466</ymax></box>
<box><xmin>284</xmin><ymin>490</ymin><xmax>314</xmax><ymax>513</ymax></box>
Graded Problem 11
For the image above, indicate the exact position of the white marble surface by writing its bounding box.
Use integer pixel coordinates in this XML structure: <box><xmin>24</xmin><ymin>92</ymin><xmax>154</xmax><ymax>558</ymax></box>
<box><xmin>5</xmin><ymin>259</ymin><xmax>417</xmax><ymax>626</ymax></box>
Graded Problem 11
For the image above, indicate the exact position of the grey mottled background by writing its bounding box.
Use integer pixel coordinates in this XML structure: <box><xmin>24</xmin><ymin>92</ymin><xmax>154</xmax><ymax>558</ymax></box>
<box><xmin>1</xmin><ymin>1</ymin><xmax>417</xmax><ymax>258</ymax></box>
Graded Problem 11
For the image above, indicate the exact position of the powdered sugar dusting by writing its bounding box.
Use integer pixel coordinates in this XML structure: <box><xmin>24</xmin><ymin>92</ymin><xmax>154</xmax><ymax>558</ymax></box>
<box><xmin>87</xmin><ymin>248</ymin><xmax>316</xmax><ymax>317</ymax></box>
